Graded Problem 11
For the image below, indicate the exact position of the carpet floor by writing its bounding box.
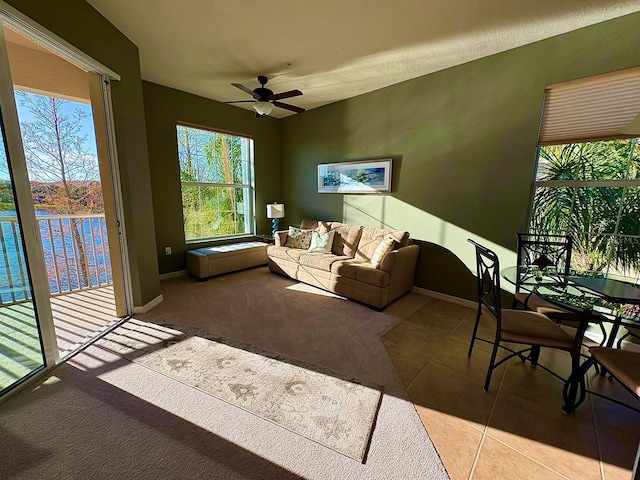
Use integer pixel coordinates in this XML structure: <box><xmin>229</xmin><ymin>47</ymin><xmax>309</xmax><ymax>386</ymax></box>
<box><xmin>0</xmin><ymin>267</ymin><xmax>449</xmax><ymax>479</ymax></box>
<box><xmin>98</xmin><ymin>319</ymin><xmax>384</xmax><ymax>462</ymax></box>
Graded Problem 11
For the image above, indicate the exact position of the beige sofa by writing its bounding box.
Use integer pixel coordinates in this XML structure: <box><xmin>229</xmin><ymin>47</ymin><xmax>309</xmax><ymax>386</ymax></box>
<box><xmin>267</xmin><ymin>219</ymin><xmax>420</xmax><ymax>309</ymax></box>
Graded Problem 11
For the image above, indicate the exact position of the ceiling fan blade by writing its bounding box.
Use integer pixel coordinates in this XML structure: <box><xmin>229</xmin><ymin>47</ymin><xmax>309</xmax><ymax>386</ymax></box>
<box><xmin>268</xmin><ymin>89</ymin><xmax>303</xmax><ymax>101</ymax></box>
<box><xmin>225</xmin><ymin>100</ymin><xmax>256</xmax><ymax>104</ymax></box>
<box><xmin>273</xmin><ymin>101</ymin><xmax>305</xmax><ymax>114</ymax></box>
<box><xmin>231</xmin><ymin>83</ymin><xmax>261</xmax><ymax>100</ymax></box>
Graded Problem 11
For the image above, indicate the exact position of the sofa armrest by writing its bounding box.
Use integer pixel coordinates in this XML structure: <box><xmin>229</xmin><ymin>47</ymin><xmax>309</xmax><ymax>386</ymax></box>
<box><xmin>274</xmin><ymin>230</ymin><xmax>288</xmax><ymax>247</ymax></box>
<box><xmin>380</xmin><ymin>244</ymin><xmax>420</xmax><ymax>303</ymax></box>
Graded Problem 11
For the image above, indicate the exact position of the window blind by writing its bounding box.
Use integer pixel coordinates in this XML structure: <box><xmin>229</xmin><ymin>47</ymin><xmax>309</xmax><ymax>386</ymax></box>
<box><xmin>538</xmin><ymin>67</ymin><xmax>640</xmax><ymax>146</ymax></box>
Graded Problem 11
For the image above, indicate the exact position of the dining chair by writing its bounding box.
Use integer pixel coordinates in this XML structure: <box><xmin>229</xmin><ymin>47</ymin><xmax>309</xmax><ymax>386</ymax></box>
<box><xmin>513</xmin><ymin>233</ymin><xmax>573</xmax><ymax>311</ymax></box>
<box><xmin>588</xmin><ymin>348</ymin><xmax>640</xmax><ymax>478</ymax></box>
<box><xmin>468</xmin><ymin>239</ymin><xmax>581</xmax><ymax>393</ymax></box>
<box><xmin>588</xmin><ymin>346</ymin><xmax>640</xmax><ymax>478</ymax></box>
<box><xmin>617</xmin><ymin>325</ymin><xmax>640</xmax><ymax>349</ymax></box>
<box><xmin>616</xmin><ymin>303</ymin><xmax>640</xmax><ymax>349</ymax></box>
<box><xmin>589</xmin><ymin>346</ymin><xmax>640</xmax><ymax>400</ymax></box>
<box><xmin>514</xmin><ymin>232</ymin><xmax>608</xmax><ymax>345</ymax></box>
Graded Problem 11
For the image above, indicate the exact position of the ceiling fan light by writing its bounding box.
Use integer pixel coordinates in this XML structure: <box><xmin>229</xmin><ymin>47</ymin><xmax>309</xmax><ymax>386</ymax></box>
<box><xmin>253</xmin><ymin>101</ymin><xmax>273</xmax><ymax>116</ymax></box>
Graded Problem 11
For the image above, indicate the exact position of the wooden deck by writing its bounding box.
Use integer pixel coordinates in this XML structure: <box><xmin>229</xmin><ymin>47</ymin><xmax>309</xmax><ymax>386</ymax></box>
<box><xmin>0</xmin><ymin>286</ymin><xmax>121</xmax><ymax>390</ymax></box>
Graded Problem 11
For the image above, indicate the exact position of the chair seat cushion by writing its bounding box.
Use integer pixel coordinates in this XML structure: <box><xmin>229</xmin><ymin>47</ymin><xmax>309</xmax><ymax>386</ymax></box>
<box><xmin>589</xmin><ymin>347</ymin><xmax>640</xmax><ymax>397</ymax></box>
<box><xmin>500</xmin><ymin>309</ymin><xmax>575</xmax><ymax>349</ymax></box>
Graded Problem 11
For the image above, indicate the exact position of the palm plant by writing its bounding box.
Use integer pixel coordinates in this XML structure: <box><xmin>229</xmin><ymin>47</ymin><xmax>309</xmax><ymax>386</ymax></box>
<box><xmin>178</xmin><ymin>126</ymin><xmax>248</xmax><ymax>239</ymax></box>
<box><xmin>530</xmin><ymin>139</ymin><xmax>640</xmax><ymax>274</ymax></box>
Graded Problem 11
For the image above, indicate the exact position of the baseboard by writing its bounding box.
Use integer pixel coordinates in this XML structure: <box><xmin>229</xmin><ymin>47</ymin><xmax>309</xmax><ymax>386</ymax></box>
<box><xmin>133</xmin><ymin>294</ymin><xmax>163</xmax><ymax>314</ymax></box>
<box><xmin>412</xmin><ymin>286</ymin><xmax>476</xmax><ymax>310</ymax></box>
<box><xmin>159</xmin><ymin>270</ymin><xmax>188</xmax><ymax>280</ymax></box>
<box><xmin>411</xmin><ymin>287</ymin><xmax>640</xmax><ymax>353</ymax></box>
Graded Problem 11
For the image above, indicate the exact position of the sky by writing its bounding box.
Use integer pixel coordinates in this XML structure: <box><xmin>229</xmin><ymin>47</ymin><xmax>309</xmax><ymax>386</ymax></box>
<box><xmin>14</xmin><ymin>91</ymin><xmax>98</xmax><ymax>156</ymax></box>
<box><xmin>0</xmin><ymin>91</ymin><xmax>98</xmax><ymax>181</ymax></box>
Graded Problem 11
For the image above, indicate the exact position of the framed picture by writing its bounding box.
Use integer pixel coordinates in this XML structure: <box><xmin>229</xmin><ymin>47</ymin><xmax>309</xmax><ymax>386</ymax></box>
<box><xmin>318</xmin><ymin>159</ymin><xmax>392</xmax><ymax>194</ymax></box>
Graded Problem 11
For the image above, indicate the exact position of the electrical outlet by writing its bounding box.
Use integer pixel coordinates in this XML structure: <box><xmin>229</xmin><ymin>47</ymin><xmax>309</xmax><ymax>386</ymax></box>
<box><xmin>165</xmin><ymin>246</ymin><xmax>172</xmax><ymax>255</ymax></box>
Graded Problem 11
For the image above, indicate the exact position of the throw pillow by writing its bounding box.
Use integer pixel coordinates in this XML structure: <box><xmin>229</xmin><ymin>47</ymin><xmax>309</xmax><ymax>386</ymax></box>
<box><xmin>308</xmin><ymin>230</ymin><xmax>335</xmax><ymax>253</ymax></box>
<box><xmin>370</xmin><ymin>235</ymin><xmax>395</xmax><ymax>269</ymax></box>
<box><xmin>284</xmin><ymin>226</ymin><xmax>313</xmax><ymax>250</ymax></box>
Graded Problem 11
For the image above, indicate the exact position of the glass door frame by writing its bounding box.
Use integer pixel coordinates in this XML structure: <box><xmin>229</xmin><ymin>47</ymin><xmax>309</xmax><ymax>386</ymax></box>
<box><xmin>0</xmin><ymin>2</ymin><xmax>133</xmax><ymax>396</ymax></box>
<box><xmin>0</xmin><ymin>25</ymin><xmax>57</xmax><ymax>369</ymax></box>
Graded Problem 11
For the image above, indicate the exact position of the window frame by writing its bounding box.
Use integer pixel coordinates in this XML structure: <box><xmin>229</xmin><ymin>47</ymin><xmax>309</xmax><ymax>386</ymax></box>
<box><xmin>176</xmin><ymin>122</ymin><xmax>255</xmax><ymax>243</ymax></box>
<box><xmin>528</xmin><ymin>139</ymin><xmax>640</xmax><ymax>278</ymax></box>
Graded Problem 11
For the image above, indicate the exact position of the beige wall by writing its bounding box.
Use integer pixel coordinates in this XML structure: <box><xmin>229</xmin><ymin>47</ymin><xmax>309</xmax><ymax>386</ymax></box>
<box><xmin>6</xmin><ymin>0</ymin><xmax>161</xmax><ymax>308</ymax></box>
<box><xmin>6</xmin><ymin>35</ymin><xmax>90</xmax><ymax>103</ymax></box>
<box><xmin>280</xmin><ymin>12</ymin><xmax>640</xmax><ymax>301</ymax></box>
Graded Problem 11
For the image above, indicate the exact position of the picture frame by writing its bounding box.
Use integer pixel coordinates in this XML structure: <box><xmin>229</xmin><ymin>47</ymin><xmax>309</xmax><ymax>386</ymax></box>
<box><xmin>317</xmin><ymin>159</ymin><xmax>392</xmax><ymax>194</ymax></box>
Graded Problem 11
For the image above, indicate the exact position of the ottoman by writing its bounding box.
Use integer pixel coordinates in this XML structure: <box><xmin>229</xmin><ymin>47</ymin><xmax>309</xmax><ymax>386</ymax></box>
<box><xmin>186</xmin><ymin>241</ymin><xmax>268</xmax><ymax>280</ymax></box>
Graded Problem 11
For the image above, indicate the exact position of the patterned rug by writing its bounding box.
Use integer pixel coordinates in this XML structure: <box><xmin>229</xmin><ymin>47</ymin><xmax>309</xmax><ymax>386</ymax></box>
<box><xmin>97</xmin><ymin>319</ymin><xmax>383</xmax><ymax>462</ymax></box>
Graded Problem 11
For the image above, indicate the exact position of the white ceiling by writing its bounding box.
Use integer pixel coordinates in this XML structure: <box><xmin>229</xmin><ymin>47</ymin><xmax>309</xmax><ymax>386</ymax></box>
<box><xmin>86</xmin><ymin>0</ymin><xmax>640</xmax><ymax>118</ymax></box>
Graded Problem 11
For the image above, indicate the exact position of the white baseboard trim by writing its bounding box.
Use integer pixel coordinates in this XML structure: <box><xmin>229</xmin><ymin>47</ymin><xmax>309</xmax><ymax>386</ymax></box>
<box><xmin>133</xmin><ymin>294</ymin><xmax>163</xmax><ymax>314</ymax></box>
<box><xmin>412</xmin><ymin>286</ymin><xmax>476</xmax><ymax>310</ymax></box>
<box><xmin>159</xmin><ymin>270</ymin><xmax>188</xmax><ymax>280</ymax></box>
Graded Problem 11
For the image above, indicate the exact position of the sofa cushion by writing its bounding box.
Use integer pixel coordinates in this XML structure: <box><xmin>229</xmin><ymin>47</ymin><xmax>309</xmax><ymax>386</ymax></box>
<box><xmin>355</xmin><ymin>227</ymin><xmax>410</xmax><ymax>262</ymax></box>
<box><xmin>284</xmin><ymin>226</ymin><xmax>312</xmax><ymax>249</ymax></box>
<box><xmin>331</xmin><ymin>259</ymin><xmax>390</xmax><ymax>288</ymax></box>
<box><xmin>308</xmin><ymin>230</ymin><xmax>335</xmax><ymax>253</ymax></box>
<box><xmin>300</xmin><ymin>219</ymin><xmax>331</xmax><ymax>233</ymax></box>
<box><xmin>328</xmin><ymin>222</ymin><xmax>363</xmax><ymax>257</ymax></box>
<box><xmin>370</xmin><ymin>235</ymin><xmax>396</xmax><ymax>268</ymax></box>
<box><xmin>267</xmin><ymin>245</ymin><xmax>306</xmax><ymax>262</ymax></box>
<box><xmin>388</xmin><ymin>230</ymin><xmax>411</xmax><ymax>247</ymax></box>
<box><xmin>299</xmin><ymin>252</ymin><xmax>351</xmax><ymax>271</ymax></box>
<box><xmin>355</xmin><ymin>227</ymin><xmax>387</xmax><ymax>262</ymax></box>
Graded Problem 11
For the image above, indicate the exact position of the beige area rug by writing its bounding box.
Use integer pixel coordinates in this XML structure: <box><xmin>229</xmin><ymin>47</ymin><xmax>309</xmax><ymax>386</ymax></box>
<box><xmin>98</xmin><ymin>319</ymin><xmax>383</xmax><ymax>462</ymax></box>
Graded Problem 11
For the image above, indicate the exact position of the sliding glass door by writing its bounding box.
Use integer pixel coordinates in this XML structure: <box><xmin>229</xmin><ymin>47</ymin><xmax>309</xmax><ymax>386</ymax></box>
<box><xmin>0</xmin><ymin>33</ymin><xmax>49</xmax><ymax>393</ymax></box>
<box><xmin>0</xmin><ymin>6</ymin><xmax>130</xmax><ymax>398</ymax></box>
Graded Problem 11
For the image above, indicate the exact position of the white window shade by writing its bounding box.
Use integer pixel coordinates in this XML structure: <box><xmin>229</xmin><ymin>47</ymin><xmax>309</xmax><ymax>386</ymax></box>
<box><xmin>538</xmin><ymin>67</ymin><xmax>640</xmax><ymax>146</ymax></box>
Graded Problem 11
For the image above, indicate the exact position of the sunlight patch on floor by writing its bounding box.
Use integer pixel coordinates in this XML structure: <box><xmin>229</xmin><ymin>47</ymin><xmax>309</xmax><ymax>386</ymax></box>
<box><xmin>285</xmin><ymin>282</ymin><xmax>348</xmax><ymax>299</ymax></box>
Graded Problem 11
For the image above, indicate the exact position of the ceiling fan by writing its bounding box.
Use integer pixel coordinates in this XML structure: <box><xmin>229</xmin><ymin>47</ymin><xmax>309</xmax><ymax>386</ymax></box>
<box><xmin>226</xmin><ymin>75</ymin><xmax>305</xmax><ymax>117</ymax></box>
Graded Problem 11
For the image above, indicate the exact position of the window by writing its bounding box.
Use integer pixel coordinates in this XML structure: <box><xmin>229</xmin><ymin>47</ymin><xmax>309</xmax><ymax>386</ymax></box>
<box><xmin>530</xmin><ymin>139</ymin><xmax>640</xmax><ymax>278</ymax></box>
<box><xmin>177</xmin><ymin>125</ymin><xmax>254</xmax><ymax>241</ymax></box>
<box><xmin>531</xmin><ymin>68</ymin><xmax>640</xmax><ymax>279</ymax></box>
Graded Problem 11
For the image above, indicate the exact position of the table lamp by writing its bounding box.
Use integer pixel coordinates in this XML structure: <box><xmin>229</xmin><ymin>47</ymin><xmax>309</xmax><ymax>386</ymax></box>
<box><xmin>266</xmin><ymin>202</ymin><xmax>285</xmax><ymax>237</ymax></box>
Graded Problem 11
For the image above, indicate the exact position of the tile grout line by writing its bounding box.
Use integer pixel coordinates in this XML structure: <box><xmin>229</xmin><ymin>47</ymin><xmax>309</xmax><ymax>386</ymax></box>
<box><xmin>472</xmin><ymin>359</ymin><xmax>572</xmax><ymax>480</ymax></box>
<box><xmin>467</xmin><ymin>355</ymin><xmax>505</xmax><ymax>479</ymax></box>
<box><xmin>586</xmin><ymin>372</ymin><xmax>606</xmax><ymax>480</ymax></box>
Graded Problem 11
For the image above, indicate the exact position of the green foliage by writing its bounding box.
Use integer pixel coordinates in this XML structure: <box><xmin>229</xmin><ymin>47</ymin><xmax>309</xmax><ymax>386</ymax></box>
<box><xmin>0</xmin><ymin>179</ymin><xmax>15</xmax><ymax>207</ymax></box>
<box><xmin>177</xmin><ymin>126</ymin><xmax>251</xmax><ymax>240</ymax></box>
<box><xmin>531</xmin><ymin>139</ymin><xmax>640</xmax><ymax>273</ymax></box>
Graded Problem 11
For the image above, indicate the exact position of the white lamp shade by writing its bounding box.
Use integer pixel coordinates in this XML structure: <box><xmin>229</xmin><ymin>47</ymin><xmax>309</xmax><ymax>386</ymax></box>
<box><xmin>266</xmin><ymin>203</ymin><xmax>285</xmax><ymax>219</ymax></box>
<box><xmin>253</xmin><ymin>101</ymin><xmax>274</xmax><ymax>116</ymax></box>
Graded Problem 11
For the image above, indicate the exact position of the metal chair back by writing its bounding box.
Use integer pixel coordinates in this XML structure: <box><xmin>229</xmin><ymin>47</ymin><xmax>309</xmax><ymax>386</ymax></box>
<box><xmin>515</xmin><ymin>233</ymin><xmax>572</xmax><ymax>291</ymax></box>
<box><xmin>468</xmin><ymin>239</ymin><xmax>502</xmax><ymax>326</ymax></box>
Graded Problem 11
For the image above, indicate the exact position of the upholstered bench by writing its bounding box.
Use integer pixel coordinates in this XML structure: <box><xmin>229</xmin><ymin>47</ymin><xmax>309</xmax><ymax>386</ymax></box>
<box><xmin>186</xmin><ymin>241</ymin><xmax>268</xmax><ymax>280</ymax></box>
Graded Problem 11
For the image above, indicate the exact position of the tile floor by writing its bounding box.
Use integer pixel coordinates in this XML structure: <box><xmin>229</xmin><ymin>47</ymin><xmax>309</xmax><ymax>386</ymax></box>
<box><xmin>382</xmin><ymin>298</ymin><xmax>640</xmax><ymax>480</ymax></box>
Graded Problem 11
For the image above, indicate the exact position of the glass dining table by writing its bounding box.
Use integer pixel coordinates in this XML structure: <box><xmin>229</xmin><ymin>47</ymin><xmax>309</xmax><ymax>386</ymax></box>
<box><xmin>501</xmin><ymin>266</ymin><xmax>640</xmax><ymax>412</ymax></box>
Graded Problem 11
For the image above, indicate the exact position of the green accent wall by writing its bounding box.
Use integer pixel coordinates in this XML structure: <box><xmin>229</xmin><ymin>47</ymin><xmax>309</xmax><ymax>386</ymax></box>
<box><xmin>5</xmin><ymin>0</ymin><xmax>161</xmax><ymax>308</ymax></box>
<box><xmin>6</xmin><ymin>2</ymin><xmax>639</xmax><ymax>305</ymax></box>
<box><xmin>280</xmin><ymin>13</ymin><xmax>640</xmax><ymax>301</ymax></box>
<box><xmin>142</xmin><ymin>82</ymin><xmax>281</xmax><ymax>274</ymax></box>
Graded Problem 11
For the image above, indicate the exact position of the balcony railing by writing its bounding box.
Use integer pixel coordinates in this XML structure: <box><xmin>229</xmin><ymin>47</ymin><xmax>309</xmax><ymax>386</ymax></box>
<box><xmin>0</xmin><ymin>213</ymin><xmax>112</xmax><ymax>306</ymax></box>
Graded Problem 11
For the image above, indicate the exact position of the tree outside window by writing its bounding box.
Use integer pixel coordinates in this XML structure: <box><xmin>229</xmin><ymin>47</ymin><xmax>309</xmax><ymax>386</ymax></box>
<box><xmin>177</xmin><ymin>125</ymin><xmax>254</xmax><ymax>241</ymax></box>
<box><xmin>530</xmin><ymin>138</ymin><xmax>640</xmax><ymax>279</ymax></box>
